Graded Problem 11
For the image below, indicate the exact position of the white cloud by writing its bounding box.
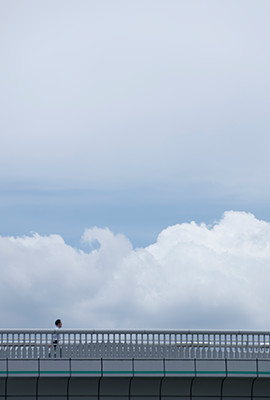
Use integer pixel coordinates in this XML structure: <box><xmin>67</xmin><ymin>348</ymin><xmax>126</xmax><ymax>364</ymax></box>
<box><xmin>0</xmin><ymin>211</ymin><xmax>270</xmax><ymax>330</ymax></box>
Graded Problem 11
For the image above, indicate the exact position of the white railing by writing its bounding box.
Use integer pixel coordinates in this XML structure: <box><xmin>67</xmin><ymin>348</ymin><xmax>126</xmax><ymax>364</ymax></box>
<box><xmin>0</xmin><ymin>330</ymin><xmax>270</xmax><ymax>359</ymax></box>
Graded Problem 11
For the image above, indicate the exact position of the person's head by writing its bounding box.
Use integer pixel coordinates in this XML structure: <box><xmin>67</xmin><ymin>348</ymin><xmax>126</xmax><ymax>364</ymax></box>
<box><xmin>55</xmin><ymin>319</ymin><xmax>62</xmax><ymax>328</ymax></box>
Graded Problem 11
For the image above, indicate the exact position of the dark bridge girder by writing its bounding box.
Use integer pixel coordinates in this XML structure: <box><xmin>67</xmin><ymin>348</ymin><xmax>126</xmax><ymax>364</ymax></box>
<box><xmin>1</xmin><ymin>375</ymin><xmax>270</xmax><ymax>399</ymax></box>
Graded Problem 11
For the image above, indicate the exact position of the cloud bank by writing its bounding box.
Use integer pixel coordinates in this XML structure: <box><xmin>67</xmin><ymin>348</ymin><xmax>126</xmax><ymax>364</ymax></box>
<box><xmin>1</xmin><ymin>211</ymin><xmax>270</xmax><ymax>330</ymax></box>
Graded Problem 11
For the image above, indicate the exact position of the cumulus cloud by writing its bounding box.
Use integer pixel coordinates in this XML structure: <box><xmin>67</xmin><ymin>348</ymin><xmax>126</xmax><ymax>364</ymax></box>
<box><xmin>1</xmin><ymin>211</ymin><xmax>270</xmax><ymax>330</ymax></box>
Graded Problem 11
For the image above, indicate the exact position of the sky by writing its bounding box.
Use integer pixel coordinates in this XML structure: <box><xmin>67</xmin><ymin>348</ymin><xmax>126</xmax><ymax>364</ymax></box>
<box><xmin>0</xmin><ymin>0</ymin><xmax>270</xmax><ymax>329</ymax></box>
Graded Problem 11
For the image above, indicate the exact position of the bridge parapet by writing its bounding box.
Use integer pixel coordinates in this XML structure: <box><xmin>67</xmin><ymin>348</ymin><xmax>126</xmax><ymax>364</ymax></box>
<box><xmin>1</xmin><ymin>358</ymin><xmax>270</xmax><ymax>378</ymax></box>
<box><xmin>0</xmin><ymin>330</ymin><xmax>270</xmax><ymax>359</ymax></box>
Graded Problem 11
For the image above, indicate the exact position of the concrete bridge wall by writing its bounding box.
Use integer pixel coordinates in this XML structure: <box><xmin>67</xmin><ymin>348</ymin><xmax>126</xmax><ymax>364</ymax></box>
<box><xmin>1</xmin><ymin>358</ymin><xmax>270</xmax><ymax>399</ymax></box>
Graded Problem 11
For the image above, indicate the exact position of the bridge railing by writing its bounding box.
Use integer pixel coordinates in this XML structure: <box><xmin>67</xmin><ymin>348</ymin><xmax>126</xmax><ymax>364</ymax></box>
<box><xmin>0</xmin><ymin>330</ymin><xmax>270</xmax><ymax>359</ymax></box>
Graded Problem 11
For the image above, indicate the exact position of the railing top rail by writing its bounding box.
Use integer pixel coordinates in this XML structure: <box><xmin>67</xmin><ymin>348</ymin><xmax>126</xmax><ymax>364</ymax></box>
<box><xmin>0</xmin><ymin>329</ymin><xmax>269</xmax><ymax>334</ymax></box>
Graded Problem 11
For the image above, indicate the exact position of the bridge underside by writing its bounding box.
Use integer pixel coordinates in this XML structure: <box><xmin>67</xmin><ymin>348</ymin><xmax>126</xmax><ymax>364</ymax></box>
<box><xmin>1</xmin><ymin>376</ymin><xmax>270</xmax><ymax>399</ymax></box>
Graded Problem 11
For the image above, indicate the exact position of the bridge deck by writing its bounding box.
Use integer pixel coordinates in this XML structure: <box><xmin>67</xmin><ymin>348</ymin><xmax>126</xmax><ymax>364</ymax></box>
<box><xmin>1</xmin><ymin>331</ymin><xmax>270</xmax><ymax>398</ymax></box>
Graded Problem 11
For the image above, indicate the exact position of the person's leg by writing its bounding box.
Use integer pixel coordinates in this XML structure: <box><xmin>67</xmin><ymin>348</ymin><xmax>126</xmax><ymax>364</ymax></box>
<box><xmin>53</xmin><ymin>341</ymin><xmax>57</xmax><ymax>358</ymax></box>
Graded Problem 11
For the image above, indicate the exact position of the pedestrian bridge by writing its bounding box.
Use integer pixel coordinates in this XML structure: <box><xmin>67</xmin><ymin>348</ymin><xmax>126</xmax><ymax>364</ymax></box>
<box><xmin>1</xmin><ymin>329</ymin><xmax>270</xmax><ymax>399</ymax></box>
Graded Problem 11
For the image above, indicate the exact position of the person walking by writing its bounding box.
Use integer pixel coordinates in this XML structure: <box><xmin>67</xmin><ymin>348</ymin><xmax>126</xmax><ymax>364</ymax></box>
<box><xmin>51</xmin><ymin>319</ymin><xmax>62</xmax><ymax>357</ymax></box>
<box><xmin>53</xmin><ymin>319</ymin><xmax>62</xmax><ymax>345</ymax></box>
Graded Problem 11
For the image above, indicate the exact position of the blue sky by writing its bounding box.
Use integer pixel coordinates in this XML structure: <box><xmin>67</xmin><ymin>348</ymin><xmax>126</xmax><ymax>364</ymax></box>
<box><xmin>1</xmin><ymin>184</ymin><xmax>269</xmax><ymax>249</ymax></box>
<box><xmin>1</xmin><ymin>1</ymin><xmax>270</xmax><ymax>329</ymax></box>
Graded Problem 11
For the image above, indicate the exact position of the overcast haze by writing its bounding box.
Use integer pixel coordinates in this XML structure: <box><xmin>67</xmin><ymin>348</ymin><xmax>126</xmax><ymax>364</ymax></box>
<box><xmin>0</xmin><ymin>1</ymin><xmax>270</xmax><ymax>329</ymax></box>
